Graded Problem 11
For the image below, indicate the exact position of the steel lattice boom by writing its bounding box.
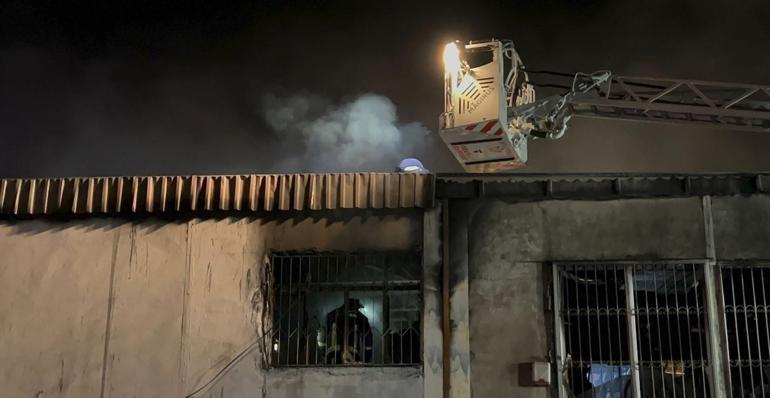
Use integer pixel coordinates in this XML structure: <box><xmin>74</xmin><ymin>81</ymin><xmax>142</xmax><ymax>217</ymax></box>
<box><xmin>570</xmin><ymin>76</ymin><xmax>770</xmax><ymax>132</ymax></box>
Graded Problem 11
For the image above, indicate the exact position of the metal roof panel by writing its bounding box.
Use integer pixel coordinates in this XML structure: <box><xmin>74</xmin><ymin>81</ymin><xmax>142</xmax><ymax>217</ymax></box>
<box><xmin>0</xmin><ymin>173</ymin><xmax>434</xmax><ymax>217</ymax></box>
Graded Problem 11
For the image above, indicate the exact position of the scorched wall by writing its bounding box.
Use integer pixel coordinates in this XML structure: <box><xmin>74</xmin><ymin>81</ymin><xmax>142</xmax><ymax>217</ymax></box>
<box><xmin>0</xmin><ymin>211</ymin><xmax>423</xmax><ymax>398</ymax></box>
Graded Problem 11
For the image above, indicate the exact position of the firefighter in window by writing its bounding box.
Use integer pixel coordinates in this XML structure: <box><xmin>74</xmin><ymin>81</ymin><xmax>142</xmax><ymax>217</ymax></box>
<box><xmin>323</xmin><ymin>298</ymin><xmax>373</xmax><ymax>364</ymax></box>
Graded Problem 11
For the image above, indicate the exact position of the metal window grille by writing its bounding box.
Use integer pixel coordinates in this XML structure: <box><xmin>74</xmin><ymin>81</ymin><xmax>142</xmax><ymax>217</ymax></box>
<box><xmin>269</xmin><ymin>252</ymin><xmax>422</xmax><ymax>367</ymax></box>
<box><xmin>719</xmin><ymin>263</ymin><xmax>770</xmax><ymax>397</ymax></box>
<box><xmin>553</xmin><ymin>262</ymin><xmax>711</xmax><ymax>398</ymax></box>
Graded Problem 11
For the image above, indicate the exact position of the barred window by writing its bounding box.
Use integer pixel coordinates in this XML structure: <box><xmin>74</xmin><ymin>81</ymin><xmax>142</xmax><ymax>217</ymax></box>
<box><xmin>269</xmin><ymin>252</ymin><xmax>421</xmax><ymax>367</ymax></box>
<box><xmin>720</xmin><ymin>263</ymin><xmax>770</xmax><ymax>397</ymax></box>
<box><xmin>553</xmin><ymin>262</ymin><xmax>711</xmax><ymax>398</ymax></box>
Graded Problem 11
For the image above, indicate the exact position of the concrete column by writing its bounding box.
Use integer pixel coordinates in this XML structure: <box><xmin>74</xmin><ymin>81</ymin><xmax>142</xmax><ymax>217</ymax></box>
<box><xmin>702</xmin><ymin>196</ymin><xmax>728</xmax><ymax>398</ymax></box>
<box><xmin>447</xmin><ymin>201</ymin><xmax>476</xmax><ymax>398</ymax></box>
<box><xmin>423</xmin><ymin>204</ymin><xmax>444</xmax><ymax>398</ymax></box>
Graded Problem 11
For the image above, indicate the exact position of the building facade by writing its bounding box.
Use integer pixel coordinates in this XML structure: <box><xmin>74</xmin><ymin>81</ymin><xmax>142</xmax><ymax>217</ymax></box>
<box><xmin>1</xmin><ymin>173</ymin><xmax>769</xmax><ymax>397</ymax></box>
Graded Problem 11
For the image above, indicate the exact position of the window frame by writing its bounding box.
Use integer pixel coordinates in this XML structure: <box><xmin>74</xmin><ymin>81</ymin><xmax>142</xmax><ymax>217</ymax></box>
<box><xmin>267</xmin><ymin>251</ymin><xmax>423</xmax><ymax>368</ymax></box>
<box><xmin>717</xmin><ymin>261</ymin><xmax>770</xmax><ymax>398</ymax></box>
<box><xmin>550</xmin><ymin>260</ymin><xmax>715</xmax><ymax>398</ymax></box>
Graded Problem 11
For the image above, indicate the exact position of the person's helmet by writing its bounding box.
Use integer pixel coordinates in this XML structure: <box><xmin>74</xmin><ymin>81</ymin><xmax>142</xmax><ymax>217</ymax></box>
<box><xmin>348</xmin><ymin>298</ymin><xmax>364</xmax><ymax>310</ymax></box>
<box><xmin>396</xmin><ymin>158</ymin><xmax>428</xmax><ymax>173</ymax></box>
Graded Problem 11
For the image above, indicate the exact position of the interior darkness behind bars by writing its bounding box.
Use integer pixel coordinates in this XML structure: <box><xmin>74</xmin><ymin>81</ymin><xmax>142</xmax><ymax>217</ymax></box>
<box><xmin>557</xmin><ymin>263</ymin><xmax>710</xmax><ymax>397</ymax></box>
<box><xmin>721</xmin><ymin>264</ymin><xmax>770</xmax><ymax>397</ymax></box>
<box><xmin>270</xmin><ymin>252</ymin><xmax>421</xmax><ymax>367</ymax></box>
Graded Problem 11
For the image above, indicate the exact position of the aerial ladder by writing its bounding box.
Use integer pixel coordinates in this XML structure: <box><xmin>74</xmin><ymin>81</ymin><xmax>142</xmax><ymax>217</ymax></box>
<box><xmin>439</xmin><ymin>39</ymin><xmax>770</xmax><ymax>172</ymax></box>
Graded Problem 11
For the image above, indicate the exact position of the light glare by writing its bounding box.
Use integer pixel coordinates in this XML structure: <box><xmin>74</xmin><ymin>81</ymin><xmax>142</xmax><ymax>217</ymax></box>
<box><xmin>443</xmin><ymin>42</ymin><xmax>461</xmax><ymax>75</ymax></box>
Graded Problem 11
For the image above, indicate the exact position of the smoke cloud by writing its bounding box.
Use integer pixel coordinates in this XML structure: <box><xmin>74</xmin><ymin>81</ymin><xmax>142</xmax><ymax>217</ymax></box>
<box><xmin>261</xmin><ymin>94</ymin><xmax>429</xmax><ymax>172</ymax></box>
<box><xmin>2</xmin><ymin>1</ymin><xmax>770</xmax><ymax>176</ymax></box>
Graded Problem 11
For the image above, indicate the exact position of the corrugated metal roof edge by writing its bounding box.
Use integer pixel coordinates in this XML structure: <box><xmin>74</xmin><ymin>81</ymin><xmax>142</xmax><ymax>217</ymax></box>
<box><xmin>0</xmin><ymin>173</ymin><xmax>434</xmax><ymax>217</ymax></box>
<box><xmin>3</xmin><ymin>172</ymin><xmax>769</xmax><ymax>217</ymax></box>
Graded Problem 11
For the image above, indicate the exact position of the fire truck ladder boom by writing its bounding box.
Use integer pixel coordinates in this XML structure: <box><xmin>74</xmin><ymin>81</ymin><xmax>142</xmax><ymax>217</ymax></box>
<box><xmin>438</xmin><ymin>39</ymin><xmax>770</xmax><ymax>172</ymax></box>
<box><xmin>569</xmin><ymin>76</ymin><xmax>770</xmax><ymax>132</ymax></box>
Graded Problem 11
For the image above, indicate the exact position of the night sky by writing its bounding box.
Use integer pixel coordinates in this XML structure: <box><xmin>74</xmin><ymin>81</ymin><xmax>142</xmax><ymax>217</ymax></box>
<box><xmin>2</xmin><ymin>0</ymin><xmax>769</xmax><ymax>177</ymax></box>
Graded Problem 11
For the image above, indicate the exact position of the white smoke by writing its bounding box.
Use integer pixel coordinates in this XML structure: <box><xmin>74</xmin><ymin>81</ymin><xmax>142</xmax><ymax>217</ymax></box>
<box><xmin>262</xmin><ymin>93</ymin><xmax>429</xmax><ymax>171</ymax></box>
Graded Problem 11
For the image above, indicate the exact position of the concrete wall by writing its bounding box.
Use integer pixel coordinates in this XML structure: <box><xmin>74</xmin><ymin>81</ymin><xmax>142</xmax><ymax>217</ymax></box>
<box><xmin>0</xmin><ymin>211</ymin><xmax>423</xmax><ymax>398</ymax></box>
<box><xmin>459</xmin><ymin>194</ymin><xmax>770</xmax><ymax>398</ymax></box>
<box><xmin>6</xmin><ymin>194</ymin><xmax>770</xmax><ymax>398</ymax></box>
<box><xmin>204</xmin><ymin>361</ymin><xmax>422</xmax><ymax>398</ymax></box>
<box><xmin>462</xmin><ymin>197</ymin><xmax>708</xmax><ymax>398</ymax></box>
<box><xmin>712</xmin><ymin>195</ymin><xmax>770</xmax><ymax>259</ymax></box>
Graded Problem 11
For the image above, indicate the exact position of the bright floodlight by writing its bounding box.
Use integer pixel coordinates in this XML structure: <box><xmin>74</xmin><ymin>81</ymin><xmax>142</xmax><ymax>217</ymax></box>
<box><xmin>443</xmin><ymin>42</ymin><xmax>461</xmax><ymax>75</ymax></box>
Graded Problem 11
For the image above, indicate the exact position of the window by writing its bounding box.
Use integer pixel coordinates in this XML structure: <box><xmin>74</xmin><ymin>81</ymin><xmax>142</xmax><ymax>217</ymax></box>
<box><xmin>553</xmin><ymin>262</ymin><xmax>711</xmax><ymax>397</ymax></box>
<box><xmin>269</xmin><ymin>252</ymin><xmax>421</xmax><ymax>367</ymax></box>
<box><xmin>720</xmin><ymin>262</ymin><xmax>770</xmax><ymax>397</ymax></box>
